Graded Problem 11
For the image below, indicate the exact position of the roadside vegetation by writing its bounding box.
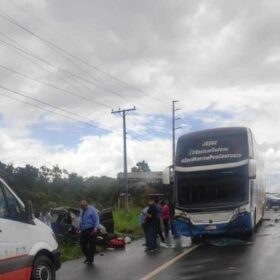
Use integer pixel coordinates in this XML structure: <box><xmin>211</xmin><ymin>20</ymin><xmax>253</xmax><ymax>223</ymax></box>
<box><xmin>59</xmin><ymin>208</ymin><xmax>142</xmax><ymax>262</ymax></box>
<box><xmin>114</xmin><ymin>208</ymin><xmax>143</xmax><ymax>238</ymax></box>
<box><xmin>60</xmin><ymin>241</ymin><xmax>82</xmax><ymax>262</ymax></box>
<box><xmin>0</xmin><ymin>160</ymin><xmax>170</xmax><ymax>261</ymax></box>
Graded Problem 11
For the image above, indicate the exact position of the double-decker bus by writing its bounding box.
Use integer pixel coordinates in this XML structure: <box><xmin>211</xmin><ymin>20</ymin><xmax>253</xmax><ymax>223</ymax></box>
<box><xmin>169</xmin><ymin>127</ymin><xmax>265</xmax><ymax>238</ymax></box>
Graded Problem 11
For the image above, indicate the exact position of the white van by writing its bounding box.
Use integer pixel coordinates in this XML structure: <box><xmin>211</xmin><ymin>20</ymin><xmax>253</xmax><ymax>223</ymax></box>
<box><xmin>0</xmin><ymin>178</ymin><xmax>60</xmax><ymax>280</ymax></box>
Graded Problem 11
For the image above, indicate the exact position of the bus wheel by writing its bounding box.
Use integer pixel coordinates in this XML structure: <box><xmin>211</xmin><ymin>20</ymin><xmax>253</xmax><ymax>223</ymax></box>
<box><xmin>32</xmin><ymin>255</ymin><xmax>55</xmax><ymax>280</ymax></box>
<box><xmin>247</xmin><ymin>209</ymin><xmax>257</xmax><ymax>238</ymax></box>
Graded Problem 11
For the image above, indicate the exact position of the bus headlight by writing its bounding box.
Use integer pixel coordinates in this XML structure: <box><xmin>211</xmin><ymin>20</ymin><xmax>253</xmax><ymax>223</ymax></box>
<box><xmin>231</xmin><ymin>207</ymin><xmax>247</xmax><ymax>221</ymax></box>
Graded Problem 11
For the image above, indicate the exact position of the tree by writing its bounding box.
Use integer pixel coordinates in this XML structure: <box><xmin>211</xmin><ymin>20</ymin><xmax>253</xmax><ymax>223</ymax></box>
<box><xmin>131</xmin><ymin>160</ymin><xmax>151</xmax><ymax>172</ymax></box>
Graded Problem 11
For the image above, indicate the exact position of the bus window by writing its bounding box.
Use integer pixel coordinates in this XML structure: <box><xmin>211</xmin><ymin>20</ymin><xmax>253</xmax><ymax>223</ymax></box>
<box><xmin>177</xmin><ymin>165</ymin><xmax>249</xmax><ymax>209</ymax></box>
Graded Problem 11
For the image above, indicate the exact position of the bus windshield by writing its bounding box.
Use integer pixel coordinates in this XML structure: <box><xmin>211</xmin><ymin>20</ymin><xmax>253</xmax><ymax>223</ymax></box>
<box><xmin>176</xmin><ymin>165</ymin><xmax>249</xmax><ymax>210</ymax></box>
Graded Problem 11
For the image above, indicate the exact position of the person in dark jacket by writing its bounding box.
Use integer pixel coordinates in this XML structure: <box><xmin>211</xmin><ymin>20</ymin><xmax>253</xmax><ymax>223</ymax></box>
<box><xmin>155</xmin><ymin>198</ymin><xmax>165</xmax><ymax>243</ymax></box>
<box><xmin>140</xmin><ymin>205</ymin><xmax>148</xmax><ymax>248</ymax></box>
<box><xmin>79</xmin><ymin>200</ymin><xmax>100</xmax><ymax>265</ymax></box>
<box><xmin>169</xmin><ymin>201</ymin><xmax>179</xmax><ymax>239</ymax></box>
<box><xmin>145</xmin><ymin>197</ymin><xmax>158</xmax><ymax>252</ymax></box>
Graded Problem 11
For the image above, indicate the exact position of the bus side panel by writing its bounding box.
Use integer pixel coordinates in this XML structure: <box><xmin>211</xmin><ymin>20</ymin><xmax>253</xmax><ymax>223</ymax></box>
<box><xmin>251</xmin><ymin>135</ymin><xmax>266</xmax><ymax>225</ymax></box>
<box><xmin>0</xmin><ymin>267</ymin><xmax>32</xmax><ymax>280</ymax></box>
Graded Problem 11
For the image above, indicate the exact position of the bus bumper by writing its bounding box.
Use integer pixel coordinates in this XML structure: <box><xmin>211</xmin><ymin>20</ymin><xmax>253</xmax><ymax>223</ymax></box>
<box><xmin>174</xmin><ymin>212</ymin><xmax>252</xmax><ymax>238</ymax></box>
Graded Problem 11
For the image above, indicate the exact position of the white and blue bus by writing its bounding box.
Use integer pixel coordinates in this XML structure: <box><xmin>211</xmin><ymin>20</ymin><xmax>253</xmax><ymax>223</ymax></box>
<box><xmin>170</xmin><ymin>127</ymin><xmax>265</xmax><ymax>238</ymax></box>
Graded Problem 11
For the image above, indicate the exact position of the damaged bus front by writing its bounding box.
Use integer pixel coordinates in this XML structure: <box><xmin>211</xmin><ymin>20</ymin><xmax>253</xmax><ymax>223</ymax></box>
<box><xmin>172</xmin><ymin>127</ymin><xmax>265</xmax><ymax>238</ymax></box>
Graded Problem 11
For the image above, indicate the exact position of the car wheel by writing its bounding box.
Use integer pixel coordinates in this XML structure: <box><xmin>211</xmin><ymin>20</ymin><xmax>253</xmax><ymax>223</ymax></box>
<box><xmin>32</xmin><ymin>255</ymin><xmax>55</xmax><ymax>280</ymax></box>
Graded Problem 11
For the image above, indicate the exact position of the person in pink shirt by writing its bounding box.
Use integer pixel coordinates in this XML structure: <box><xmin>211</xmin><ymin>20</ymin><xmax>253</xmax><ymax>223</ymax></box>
<box><xmin>160</xmin><ymin>200</ymin><xmax>170</xmax><ymax>238</ymax></box>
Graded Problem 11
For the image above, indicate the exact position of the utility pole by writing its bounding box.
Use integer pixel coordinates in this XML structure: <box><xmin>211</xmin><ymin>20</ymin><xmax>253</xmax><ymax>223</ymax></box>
<box><xmin>172</xmin><ymin>100</ymin><xmax>181</xmax><ymax>168</ymax></box>
<box><xmin>111</xmin><ymin>106</ymin><xmax>136</xmax><ymax>209</ymax></box>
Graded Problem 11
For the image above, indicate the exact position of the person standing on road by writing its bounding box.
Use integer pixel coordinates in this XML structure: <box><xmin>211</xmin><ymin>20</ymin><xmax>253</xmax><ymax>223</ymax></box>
<box><xmin>160</xmin><ymin>201</ymin><xmax>170</xmax><ymax>238</ymax></box>
<box><xmin>155</xmin><ymin>198</ymin><xmax>165</xmax><ymax>244</ymax></box>
<box><xmin>79</xmin><ymin>200</ymin><xmax>100</xmax><ymax>265</ymax></box>
<box><xmin>145</xmin><ymin>197</ymin><xmax>158</xmax><ymax>252</ymax></box>
<box><xmin>169</xmin><ymin>201</ymin><xmax>179</xmax><ymax>239</ymax></box>
<box><xmin>140</xmin><ymin>205</ymin><xmax>149</xmax><ymax>247</ymax></box>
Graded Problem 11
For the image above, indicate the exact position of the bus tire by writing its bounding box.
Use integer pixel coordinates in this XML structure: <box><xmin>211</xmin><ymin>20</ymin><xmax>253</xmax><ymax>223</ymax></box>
<box><xmin>32</xmin><ymin>255</ymin><xmax>56</xmax><ymax>280</ymax></box>
<box><xmin>247</xmin><ymin>209</ymin><xmax>257</xmax><ymax>238</ymax></box>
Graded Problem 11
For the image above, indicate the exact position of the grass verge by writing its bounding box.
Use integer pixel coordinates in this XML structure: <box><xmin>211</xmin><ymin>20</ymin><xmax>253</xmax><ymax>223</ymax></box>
<box><xmin>113</xmin><ymin>207</ymin><xmax>143</xmax><ymax>238</ymax></box>
<box><xmin>60</xmin><ymin>208</ymin><xmax>143</xmax><ymax>262</ymax></box>
<box><xmin>60</xmin><ymin>241</ymin><xmax>82</xmax><ymax>262</ymax></box>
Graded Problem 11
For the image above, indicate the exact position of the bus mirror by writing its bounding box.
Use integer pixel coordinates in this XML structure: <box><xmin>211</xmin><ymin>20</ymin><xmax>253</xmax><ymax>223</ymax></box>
<box><xmin>249</xmin><ymin>159</ymin><xmax>257</xmax><ymax>178</ymax></box>
<box><xmin>162</xmin><ymin>167</ymin><xmax>170</xmax><ymax>185</ymax></box>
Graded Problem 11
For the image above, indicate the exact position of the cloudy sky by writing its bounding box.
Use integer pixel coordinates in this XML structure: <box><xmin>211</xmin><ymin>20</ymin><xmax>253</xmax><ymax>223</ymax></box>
<box><xmin>0</xmin><ymin>0</ymin><xmax>280</xmax><ymax>190</ymax></box>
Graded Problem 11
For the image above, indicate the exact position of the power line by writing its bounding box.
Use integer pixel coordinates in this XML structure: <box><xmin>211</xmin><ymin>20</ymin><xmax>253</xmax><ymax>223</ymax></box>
<box><xmin>0</xmin><ymin>38</ymin><xmax>146</xmax><ymax>142</ymax></box>
<box><xmin>0</xmin><ymin>8</ymin><xmax>170</xmax><ymax>107</ymax></box>
<box><xmin>0</xmin><ymin>34</ymin><xmax>153</xmax><ymax>111</ymax></box>
<box><xmin>0</xmin><ymin>41</ymin><xmax>150</xmax><ymax>144</ymax></box>
<box><xmin>0</xmin><ymin>63</ymin><xmax>111</xmax><ymax>109</ymax></box>
<box><xmin>0</xmin><ymin>34</ymin><xmax>114</xmax><ymax>106</ymax></box>
<box><xmin>0</xmin><ymin>12</ymin><xmax>125</xmax><ymax>98</ymax></box>
<box><xmin>0</xmin><ymin>85</ymin><xmax>144</xmax><ymax>143</ymax></box>
<box><xmin>6</xmin><ymin>0</ymin><xmax>82</xmax><ymax>51</ymax></box>
<box><xmin>0</xmin><ymin>36</ymin><xmax>126</xmax><ymax>107</ymax></box>
<box><xmin>0</xmin><ymin>91</ymin><xmax>93</xmax><ymax>127</ymax></box>
<box><xmin>0</xmin><ymin>85</ymin><xmax>102</xmax><ymax>128</ymax></box>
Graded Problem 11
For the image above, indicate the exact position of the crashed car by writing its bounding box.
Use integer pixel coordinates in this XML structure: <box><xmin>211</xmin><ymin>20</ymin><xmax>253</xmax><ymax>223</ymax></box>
<box><xmin>50</xmin><ymin>207</ymin><xmax>114</xmax><ymax>240</ymax></box>
<box><xmin>266</xmin><ymin>194</ymin><xmax>280</xmax><ymax>209</ymax></box>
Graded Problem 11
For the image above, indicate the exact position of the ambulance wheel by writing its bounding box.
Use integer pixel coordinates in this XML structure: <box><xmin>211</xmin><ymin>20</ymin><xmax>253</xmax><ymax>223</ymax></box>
<box><xmin>32</xmin><ymin>255</ymin><xmax>56</xmax><ymax>280</ymax></box>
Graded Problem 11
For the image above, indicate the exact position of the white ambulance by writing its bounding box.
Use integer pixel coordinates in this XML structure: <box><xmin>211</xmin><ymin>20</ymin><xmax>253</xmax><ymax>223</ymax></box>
<box><xmin>0</xmin><ymin>178</ymin><xmax>60</xmax><ymax>280</ymax></box>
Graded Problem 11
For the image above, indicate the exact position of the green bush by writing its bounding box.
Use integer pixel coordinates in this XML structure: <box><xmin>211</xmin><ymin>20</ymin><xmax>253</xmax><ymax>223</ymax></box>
<box><xmin>60</xmin><ymin>241</ymin><xmax>82</xmax><ymax>262</ymax></box>
<box><xmin>113</xmin><ymin>208</ymin><xmax>143</xmax><ymax>238</ymax></box>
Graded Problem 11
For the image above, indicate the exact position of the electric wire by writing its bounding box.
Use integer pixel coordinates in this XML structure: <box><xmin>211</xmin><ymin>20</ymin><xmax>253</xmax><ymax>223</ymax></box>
<box><xmin>0</xmin><ymin>8</ymin><xmax>170</xmax><ymax>107</ymax></box>
<box><xmin>0</xmin><ymin>64</ymin><xmax>111</xmax><ymax>109</ymax></box>
<box><xmin>0</xmin><ymin>85</ymin><xmax>143</xmax><ymax>143</ymax></box>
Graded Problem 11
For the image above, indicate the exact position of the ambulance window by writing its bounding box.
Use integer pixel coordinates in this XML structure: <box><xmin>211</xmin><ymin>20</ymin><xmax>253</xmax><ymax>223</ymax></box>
<box><xmin>2</xmin><ymin>187</ymin><xmax>23</xmax><ymax>220</ymax></box>
<box><xmin>0</xmin><ymin>186</ymin><xmax>8</xmax><ymax>218</ymax></box>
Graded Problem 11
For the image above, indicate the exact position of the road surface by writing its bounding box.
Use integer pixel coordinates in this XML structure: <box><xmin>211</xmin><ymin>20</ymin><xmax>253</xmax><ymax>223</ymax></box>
<box><xmin>58</xmin><ymin>210</ymin><xmax>280</xmax><ymax>280</ymax></box>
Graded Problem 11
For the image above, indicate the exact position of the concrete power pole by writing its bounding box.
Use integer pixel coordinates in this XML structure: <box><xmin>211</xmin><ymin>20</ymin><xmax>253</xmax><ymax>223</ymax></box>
<box><xmin>111</xmin><ymin>106</ymin><xmax>136</xmax><ymax>209</ymax></box>
<box><xmin>172</xmin><ymin>100</ymin><xmax>180</xmax><ymax>168</ymax></box>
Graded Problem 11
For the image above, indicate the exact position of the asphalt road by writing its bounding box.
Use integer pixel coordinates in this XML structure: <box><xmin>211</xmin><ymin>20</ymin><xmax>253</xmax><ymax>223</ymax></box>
<box><xmin>57</xmin><ymin>210</ymin><xmax>280</xmax><ymax>280</ymax></box>
<box><xmin>155</xmin><ymin>210</ymin><xmax>280</xmax><ymax>280</ymax></box>
<box><xmin>57</xmin><ymin>238</ymin><xmax>188</xmax><ymax>280</ymax></box>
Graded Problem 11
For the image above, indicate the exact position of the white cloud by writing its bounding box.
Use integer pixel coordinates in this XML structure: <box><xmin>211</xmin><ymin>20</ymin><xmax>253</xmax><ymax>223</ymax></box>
<box><xmin>1</xmin><ymin>0</ymin><xmax>280</xmax><ymax>191</ymax></box>
<box><xmin>0</xmin><ymin>127</ymin><xmax>171</xmax><ymax>177</ymax></box>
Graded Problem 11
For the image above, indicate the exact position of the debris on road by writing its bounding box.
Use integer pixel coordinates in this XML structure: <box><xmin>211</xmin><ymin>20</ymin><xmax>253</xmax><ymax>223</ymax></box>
<box><xmin>107</xmin><ymin>237</ymin><xmax>126</xmax><ymax>249</ymax></box>
<box><xmin>124</xmin><ymin>236</ymin><xmax>132</xmax><ymax>244</ymax></box>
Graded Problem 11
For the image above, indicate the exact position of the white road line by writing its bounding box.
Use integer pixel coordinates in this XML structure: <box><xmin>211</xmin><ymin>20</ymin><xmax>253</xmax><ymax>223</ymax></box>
<box><xmin>139</xmin><ymin>244</ymin><xmax>201</xmax><ymax>280</ymax></box>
